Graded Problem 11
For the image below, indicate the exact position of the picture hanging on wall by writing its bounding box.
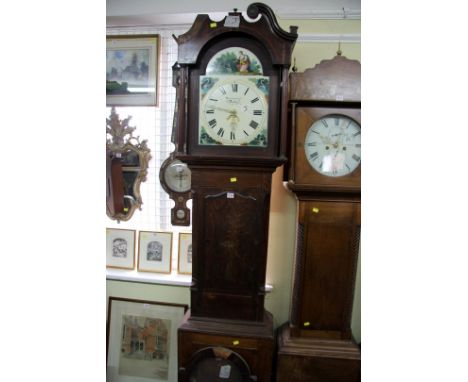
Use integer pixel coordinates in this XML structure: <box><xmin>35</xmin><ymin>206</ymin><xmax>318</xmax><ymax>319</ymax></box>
<box><xmin>137</xmin><ymin>231</ymin><xmax>173</xmax><ymax>274</ymax></box>
<box><xmin>107</xmin><ymin>297</ymin><xmax>188</xmax><ymax>382</ymax></box>
<box><xmin>106</xmin><ymin>228</ymin><xmax>136</xmax><ymax>270</ymax></box>
<box><xmin>178</xmin><ymin>233</ymin><xmax>192</xmax><ymax>275</ymax></box>
<box><xmin>106</xmin><ymin>34</ymin><xmax>159</xmax><ymax>106</ymax></box>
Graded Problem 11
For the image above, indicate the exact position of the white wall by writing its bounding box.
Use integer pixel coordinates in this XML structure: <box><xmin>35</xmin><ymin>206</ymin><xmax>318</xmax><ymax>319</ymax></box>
<box><xmin>106</xmin><ymin>0</ymin><xmax>361</xmax><ymax>18</ymax></box>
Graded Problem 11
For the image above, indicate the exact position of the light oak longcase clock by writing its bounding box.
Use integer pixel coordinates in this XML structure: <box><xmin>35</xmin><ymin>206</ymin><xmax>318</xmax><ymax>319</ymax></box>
<box><xmin>277</xmin><ymin>55</ymin><xmax>361</xmax><ymax>382</ymax></box>
<box><xmin>172</xmin><ymin>3</ymin><xmax>297</xmax><ymax>381</ymax></box>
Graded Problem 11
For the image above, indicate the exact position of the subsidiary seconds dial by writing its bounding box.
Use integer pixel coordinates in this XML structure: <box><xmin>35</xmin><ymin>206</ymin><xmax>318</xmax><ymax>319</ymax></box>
<box><xmin>199</xmin><ymin>76</ymin><xmax>269</xmax><ymax>146</ymax></box>
<box><xmin>304</xmin><ymin>115</ymin><xmax>361</xmax><ymax>177</ymax></box>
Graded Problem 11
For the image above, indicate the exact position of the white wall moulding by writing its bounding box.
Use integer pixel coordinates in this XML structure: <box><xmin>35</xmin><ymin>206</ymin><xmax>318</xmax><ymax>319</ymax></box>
<box><xmin>106</xmin><ymin>13</ymin><xmax>199</xmax><ymax>29</ymax></box>
<box><xmin>106</xmin><ymin>0</ymin><xmax>361</xmax><ymax>20</ymax></box>
<box><xmin>277</xmin><ymin>9</ymin><xmax>360</xmax><ymax>20</ymax></box>
<box><xmin>106</xmin><ymin>268</ymin><xmax>192</xmax><ymax>286</ymax></box>
<box><xmin>106</xmin><ymin>268</ymin><xmax>274</xmax><ymax>291</ymax></box>
<box><xmin>106</xmin><ymin>25</ymin><xmax>360</xmax><ymax>45</ymax></box>
<box><xmin>106</xmin><ymin>4</ymin><xmax>361</xmax><ymax>28</ymax></box>
<box><xmin>107</xmin><ymin>13</ymin><xmax>361</xmax><ymax>29</ymax></box>
<box><xmin>298</xmin><ymin>33</ymin><xmax>361</xmax><ymax>43</ymax></box>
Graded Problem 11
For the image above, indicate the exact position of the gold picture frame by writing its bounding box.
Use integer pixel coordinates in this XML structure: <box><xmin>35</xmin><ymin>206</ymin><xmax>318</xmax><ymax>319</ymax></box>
<box><xmin>106</xmin><ymin>34</ymin><xmax>159</xmax><ymax>106</ymax></box>
<box><xmin>107</xmin><ymin>297</ymin><xmax>188</xmax><ymax>382</ymax></box>
<box><xmin>106</xmin><ymin>228</ymin><xmax>136</xmax><ymax>270</ymax></box>
<box><xmin>177</xmin><ymin>233</ymin><xmax>192</xmax><ymax>275</ymax></box>
<box><xmin>137</xmin><ymin>231</ymin><xmax>173</xmax><ymax>274</ymax></box>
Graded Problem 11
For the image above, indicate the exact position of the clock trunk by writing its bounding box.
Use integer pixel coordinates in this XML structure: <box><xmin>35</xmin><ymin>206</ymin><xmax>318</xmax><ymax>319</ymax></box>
<box><xmin>189</xmin><ymin>167</ymin><xmax>272</xmax><ymax>322</ymax></box>
<box><xmin>277</xmin><ymin>55</ymin><xmax>361</xmax><ymax>381</ymax></box>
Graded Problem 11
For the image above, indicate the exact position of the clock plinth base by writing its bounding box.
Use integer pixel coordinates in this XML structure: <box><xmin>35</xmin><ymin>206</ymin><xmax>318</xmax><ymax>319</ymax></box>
<box><xmin>276</xmin><ymin>323</ymin><xmax>360</xmax><ymax>382</ymax></box>
<box><xmin>178</xmin><ymin>309</ymin><xmax>274</xmax><ymax>382</ymax></box>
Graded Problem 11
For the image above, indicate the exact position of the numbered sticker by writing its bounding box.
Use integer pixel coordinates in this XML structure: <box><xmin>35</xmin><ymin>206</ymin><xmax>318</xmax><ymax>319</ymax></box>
<box><xmin>224</xmin><ymin>15</ymin><xmax>240</xmax><ymax>28</ymax></box>
<box><xmin>219</xmin><ymin>365</ymin><xmax>232</xmax><ymax>379</ymax></box>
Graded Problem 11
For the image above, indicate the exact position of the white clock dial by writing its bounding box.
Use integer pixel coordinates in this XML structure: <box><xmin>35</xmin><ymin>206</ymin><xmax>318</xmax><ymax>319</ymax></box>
<box><xmin>164</xmin><ymin>160</ymin><xmax>191</xmax><ymax>192</ymax></box>
<box><xmin>304</xmin><ymin>115</ymin><xmax>361</xmax><ymax>177</ymax></box>
<box><xmin>199</xmin><ymin>75</ymin><xmax>269</xmax><ymax>146</ymax></box>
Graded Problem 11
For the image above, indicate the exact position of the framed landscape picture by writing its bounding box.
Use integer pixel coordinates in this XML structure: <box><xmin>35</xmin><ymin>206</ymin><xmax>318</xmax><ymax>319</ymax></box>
<box><xmin>106</xmin><ymin>34</ymin><xmax>159</xmax><ymax>106</ymax></box>
<box><xmin>107</xmin><ymin>297</ymin><xmax>188</xmax><ymax>382</ymax></box>
<box><xmin>106</xmin><ymin>228</ymin><xmax>136</xmax><ymax>269</ymax></box>
<box><xmin>178</xmin><ymin>233</ymin><xmax>192</xmax><ymax>275</ymax></box>
<box><xmin>137</xmin><ymin>231</ymin><xmax>173</xmax><ymax>273</ymax></box>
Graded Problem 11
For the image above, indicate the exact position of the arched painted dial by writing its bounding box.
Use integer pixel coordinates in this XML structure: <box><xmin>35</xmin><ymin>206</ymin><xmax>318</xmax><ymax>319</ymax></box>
<box><xmin>304</xmin><ymin>115</ymin><xmax>361</xmax><ymax>177</ymax></box>
<box><xmin>199</xmin><ymin>76</ymin><xmax>269</xmax><ymax>146</ymax></box>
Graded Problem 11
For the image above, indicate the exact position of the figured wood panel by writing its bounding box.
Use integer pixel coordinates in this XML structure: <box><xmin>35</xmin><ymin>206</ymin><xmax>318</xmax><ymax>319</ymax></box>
<box><xmin>295</xmin><ymin>200</ymin><xmax>360</xmax><ymax>338</ymax></box>
<box><xmin>203</xmin><ymin>191</ymin><xmax>261</xmax><ymax>292</ymax></box>
<box><xmin>276</xmin><ymin>324</ymin><xmax>360</xmax><ymax>382</ymax></box>
<box><xmin>277</xmin><ymin>355</ymin><xmax>360</xmax><ymax>382</ymax></box>
<box><xmin>290</xmin><ymin>55</ymin><xmax>361</xmax><ymax>102</ymax></box>
<box><xmin>190</xmin><ymin>168</ymin><xmax>272</xmax><ymax>321</ymax></box>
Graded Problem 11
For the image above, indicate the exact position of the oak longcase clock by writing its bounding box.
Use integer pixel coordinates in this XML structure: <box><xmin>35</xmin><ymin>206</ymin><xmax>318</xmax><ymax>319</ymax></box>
<box><xmin>172</xmin><ymin>3</ymin><xmax>297</xmax><ymax>381</ymax></box>
<box><xmin>277</xmin><ymin>55</ymin><xmax>361</xmax><ymax>382</ymax></box>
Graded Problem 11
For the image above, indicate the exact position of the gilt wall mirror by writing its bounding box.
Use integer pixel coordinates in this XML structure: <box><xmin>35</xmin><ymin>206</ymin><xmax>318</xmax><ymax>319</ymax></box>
<box><xmin>106</xmin><ymin>107</ymin><xmax>151</xmax><ymax>222</ymax></box>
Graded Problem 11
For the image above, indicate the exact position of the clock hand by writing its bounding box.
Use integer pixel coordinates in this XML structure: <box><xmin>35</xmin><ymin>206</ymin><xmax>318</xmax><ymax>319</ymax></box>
<box><xmin>227</xmin><ymin>114</ymin><xmax>240</xmax><ymax>122</ymax></box>
<box><xmin>207</xmin><ymin>105</ymin><xmax>237</xmax><ymax>114</ymax></box>
<box><xmin>319</xmin><ymin>134</ymin><xmax>332</xmax><ymax>145</ymax></box>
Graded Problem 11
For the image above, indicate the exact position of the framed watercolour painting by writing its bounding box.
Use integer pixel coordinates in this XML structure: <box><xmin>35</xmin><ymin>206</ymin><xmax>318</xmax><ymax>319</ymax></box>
<box><xmin>137</xmin><ymin>231</ymin><xmax>172</xmax><ymax>273</ymax></box>
<box><xmin>178</xmin><ymin>233</ymin><xmax>192</xmax><ymax>275</ymax></box>
<box><xmin>107</xmin><ymin>297</ymin><xmax>188</xmax><ymax>382</ymax></box>
<box><xmin>106</xmin><ymin>228</ymin><xmax>136</xmax><ymax>270</ymax></box>
<box><xmin>106</xmin><ymin>35</ymin><xmax>159</xmax><ymax>106</ymax></box>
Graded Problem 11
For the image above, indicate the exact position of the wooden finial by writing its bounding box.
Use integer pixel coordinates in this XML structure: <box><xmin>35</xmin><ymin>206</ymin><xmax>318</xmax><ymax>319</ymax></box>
<box><xmin>292</xmin><ymin>57</ymin><xmax>298</xmax><ymax>72</ymax></box>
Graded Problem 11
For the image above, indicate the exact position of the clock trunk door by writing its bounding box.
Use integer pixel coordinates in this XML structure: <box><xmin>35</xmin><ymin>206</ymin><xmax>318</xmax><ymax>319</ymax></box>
<box><xmin>190</xmin><ymin>168</ymin><xmax>271</xmax><ymax>321</ymax></box>
<box><xmin>294</xmin><ymin>200</ymin><xmax>360</xmax><ymax>339</ymax></box>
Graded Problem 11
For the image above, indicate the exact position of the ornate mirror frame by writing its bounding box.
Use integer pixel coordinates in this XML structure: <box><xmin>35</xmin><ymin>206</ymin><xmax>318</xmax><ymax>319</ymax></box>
<box><xmin>106</xmin><ymin>107</ymin><xmax>151</xmax><ymax>222</ymax></box>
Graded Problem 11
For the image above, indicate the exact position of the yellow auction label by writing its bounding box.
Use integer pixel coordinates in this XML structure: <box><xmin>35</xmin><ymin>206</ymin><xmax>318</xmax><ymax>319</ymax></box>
<box><xmin>230</xmin><ymin>177</ymin><xmax>237</xmax><ymax>183</ymax></box>
<box><xmin>303</xmin><ymin>322</ymin><xmax>310</xmax><ymax>327</ymax></box>
<box><xmin>232</xmin><ymin>340</ymin><xmax>240</xmax><ymax>345</ymax></box>
<box><xmin>312</xmin><ymin>207</ymin><xmax>319</xmax><ymax>213</ymax></box>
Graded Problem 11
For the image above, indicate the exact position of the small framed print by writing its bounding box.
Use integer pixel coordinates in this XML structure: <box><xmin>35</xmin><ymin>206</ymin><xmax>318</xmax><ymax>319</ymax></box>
<box><xmin>107</xmin><ymin>297</ymin><xmax>188</xmax><ymax>382</ymax></box>
<box><xmin>138</xmin><ymin>231</ymin><xmax>172</xmax><ymax>273</ymax></box>
<box><xmin>106</xmin><ymin>228</ymin><xmax>136</xmax><ymax>269</ymax></box>
<box><xmin>106</xmin><ymin>34</ymin><xmax>159</xmax><ymax>106</ymax></box>
<box><xmin>178</xmin><ymin>233</ymin><xmax>192</xmax><ymax>275</ymax></box>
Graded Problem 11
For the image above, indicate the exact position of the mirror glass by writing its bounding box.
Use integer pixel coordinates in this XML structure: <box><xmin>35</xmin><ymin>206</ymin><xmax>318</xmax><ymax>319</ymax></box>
<box><xmin>106</xmin><ymin>107</ymin><xmax>151</xmax><ymax>222</ymax></box>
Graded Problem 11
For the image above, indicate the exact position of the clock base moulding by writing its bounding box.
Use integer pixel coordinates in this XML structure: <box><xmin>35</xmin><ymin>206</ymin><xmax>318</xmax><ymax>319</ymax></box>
<box><xmin>276</xmin><ymin>323</ymin><xmax>360</xmax><ymax>382</ymax></box>
<box><xmin>178</xmin><ymin>309</ymin><xmax>275</xmax><ymax>382</ymax></box>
